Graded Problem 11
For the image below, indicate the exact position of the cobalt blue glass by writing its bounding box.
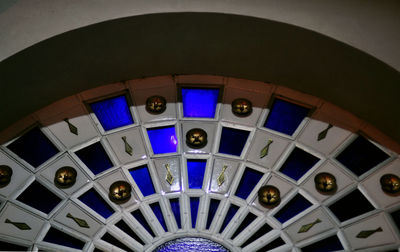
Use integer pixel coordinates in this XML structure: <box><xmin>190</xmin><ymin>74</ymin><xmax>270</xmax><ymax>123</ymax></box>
<box><xmin>181</xmin><ymin>87</ymin><xmax>220</xmax><ymax>118</ymax></box>
<box><xmin>7</xmin><ymin>127</ymin><xmax>58</xmax><ymax>168</ymax></box>
<box><xmin>235</xmin><ymin>168</ymin><xmax>264</xmax><ymax>200</ymax></box>
<box><xmin>78</xmin><ymin>188</ymin><xmax>114</xmax><ymax>219</ymax></box>
<box><xmin>90</xmin><ymin>95</ymin><xmax>134</xmax><ymax>131</ymax></box>
<box><xmin>279</xmin><ymin>147</ymin><xmax>320</xmax><ymax>181</ymax></box>
<box><xmin>115</xmin><ymin>220</ymin><xmax>145</xmax><ymax>245</ymax></box>
<box><xmin>150</xmin><ymin>202</ymin><xmax>168</xmax><ymax>232</ymax></box>
<box><xmin>240</xmin><ymin>223</ymin><xmax>272</xmax><ymax>248</ymax></box>
<box><xmin>206</xmin><ymin>199</ymin><xmax>220</xmax><ymax>229</ymax></box>
<box><xmin>129</xmin><ymin>165</ymin><xmax>156</xmax><ymax>197</ymax></box>
<box><xmin>264</xmin><ymin>98</ymin><xmax>309</xmax><ymax>135</ymax></box>
<box><xmin>43</xmin><ymin>227</ymin><xmax>85</xmax><ymax>249</ymax></box>
<box><xmin>218</xmin><ymin>127</ymin><xmax>250</xmax><ymax>156</ymax></box>
<box><xmin>147</xmin><ymin>126</ymin><xmax>178</xmax><ymax>154</ymax></box>
<box><xmin>169</xmin><ymin>198</ymin><xmax>182</xmax><ymax>229</ymax></box>
<box><xmin>219</xmin><ymin>204</ymin><xmax>240</xmax><ymax>233</ymax></box>
<box><xmin>274</xmin><ymin>194</ymin><xmax>312</xmax><ymax>223</ymax></box>
<box><xmin>131</xmin><ymin>209</ymin><xmax>155</xmax><ymax>237</ymax></box>
<box><xmin>75</xmin><ymin>141</ymin><xmax>113</xmax><ymax>175</ymax></box>
<box><xmin>231</xmin><ymin>212</ymin><xmax>257</xmax><ymax>239</ymax></box>
<box><xmin>187</xmin><ymin>159</ymin><xmax>207</xmax><ymax>189</ymax></box>
<box><xmin>190</xmin><ymin>197</ymin><xmax>200</xmax><ymax>228</ymax></box>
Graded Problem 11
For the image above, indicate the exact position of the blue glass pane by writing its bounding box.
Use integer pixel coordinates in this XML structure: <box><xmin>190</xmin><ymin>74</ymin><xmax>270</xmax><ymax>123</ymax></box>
<box><xmin>147</xmin><ymin>126</ymin><xmax>178</xmax><ymax>154</ymax></box>
<box><xmin>181</xmin><ymin>88</ymin><xmax>220</xmax><ymax>118</ymax></box>
<box><xmin>187</xmin><ymin>159</ymin><xmax>207</xmax><ymax>189</ymax></box>
<box><xmin>75</xmin><ymin>142</ymin><xmax>113</xmax><ymax>175</ymax></box>
<box><xmin>206</xmin><ymin>199</ymin><xmax>220</xmax><ymax>229</ymax></box>
<box><xmin>336</xmin><ymin>135</ymin><xmax>390</xmax><ymax>176</ymax></box>
<box><xmin>154</xmin><ymin>237</ymin><xmax>229</xmax><ymax>252</ymax></box>
<box><xmin>256</xmin><ymin>237</ymin><xmax>285</xmax><ymax>252</ymax></box>
<box><xmin>279</xmin><ymin>147</ymin><xmax>320</xmax><ymax>181</ymax></box>
<box><xmin>17</xmin><ymin>180</ymin><xmax>61</xmax><ymax>214</ymax></box>
<box><xmin>43</xmin><ymin>227</ymin><xmax>85</xmax><ymax>249</ymax></box>
<box><xmin>241</xmin><ymin>223</ymin><xmax>272</xmax><ymax>248</ymax></box>
<box><xmin>264</xmin><ymin>98</ymin><xmax>309</xmax><ymax>135</ymax></box>
<box><xmin>230</xmin><ymin>212</ymin><xmax>257</xmax><ymax>239</ymax></box>
<box><xmin>131</xmin><ymin>209</ymin><xmax>155</xmax><ymax>237</ymax></box>
<box><xmin>219</xmin><ymin>204</ymin><xmax>240</xmax><ymax>233</ymax></box>
<box><xmin>218</xmin><ymin>127</ymin><xmax>250</xmax><ymax>156</ymax></box>
<box><xmin>129</xmin><ymin>165</ymin><xmax>155</xmax><ymax>197</ymax></box>
<box><xmin>7</xmin><ymin>127</ymin><xmax>58</xmax><ymax>168</ymax></box>
<box><xmin>301</xmin><ymin>235</ymin><xmax>343</xmax><ymax>252</ymax></box>
<box><xmin>0</xmin><ymin>240</ymin><xmax>28</xmax><ymax>251</ymax></box>
<box><xmin>274</xmin><ymin>194</ymin><xmax>312</xmax><ymax>223</ymax></box>
<box><xmin>78</xmin><ymin>188</ymin><xmax>114</xmax><ymax>219</ymax></box>
<box><xmin>150</xmin><ymin>202</ymin><xmax>168</xmax><ymax>232</ymax></box>
<box><xmin>190</xmin><ymin>197</ymin><xmax>200</xmax><ymax>228</ymax></box>
<box><xmin>390</xmin><ymin>209</ymin><xmax>400</xmax><ymax>231</ymax></box>
<box><xmin>235</xmin><ymin>168</ymin><xmax>264</xmax><ymax>200</ymax></box>
<box><xmin>328</xmin><ymin>189</ymin><xmax>374</xmax><ymax>222</ymax></box>
<box><xmin>101</xmin><ymin>233</ymin><xmax>134</xmax><ymax>252</ymax></box>
<box><xmin>169</xmin><ymin>198</ymin><xmax>182</xmax><ymax>229</ymax></box>
<box><xmin>90</xmin><ymin>95</ymin><xmax>134</xmax><ymax>131</ymax></box>
<box><xmin>115</xmin><ymin>220</ymin><xmax>145</xmax><ymax>245</ymax></box>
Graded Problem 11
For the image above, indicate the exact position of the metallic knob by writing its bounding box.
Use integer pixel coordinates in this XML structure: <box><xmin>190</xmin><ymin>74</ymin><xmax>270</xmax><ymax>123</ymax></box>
<box><xmin>380</xmin><ymin>174</ymin><xmax>400</xmax><ymax>195</ymax></box>
<box><xmin>109</xmin><ymin>181</ymin><xmax>132</xmax><ymax>204</ymax></box>
<box><xmin>314</xmin><ymin>172</ymin><xmax>337</xmax><ymax>195</ymax></box>
<box><xmin>146</xmin><ymin>95</ymin><xmax>167</xmax><ymax>114</ymax></box>
<box><xmin>231</xmin><ymin>98</ymin><xmax>252</xmax><ymax>117</ymax></box>
<box><xmin>0</xmin><ymin>165</ymin><xmax>13</xmax><ymax>188</ymax></box>
<box><xmin>186</xmin><ymin>128</ymin><xmax>208</xmax><ymax>149</ymax></box>
<box><xmin>54</xmin><ymin>166</ymin><xmax>77</xmax><ymax>189</ymax></box>
<box><xmin>258</xmin><ymin>185</ymin><xmax>281</xmax><ymax>209</ymax></box>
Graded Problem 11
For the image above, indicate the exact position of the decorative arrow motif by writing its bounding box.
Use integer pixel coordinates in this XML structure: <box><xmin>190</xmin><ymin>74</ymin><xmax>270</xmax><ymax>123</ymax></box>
<box><xmin>121</xmin><ymin>136</ymin><xmax>133</xmax><ymax>156</ymax></box>
<box><xmin>165</xmin><ymin>164</ymin><xmax>174</xmax><ymax>185</ymax></box>
<box><xmin>317</xmin><ymin>124</ymin><xmax>333</xmax><ymax>141</ymax></box>
<box><xmin>66</xmin><ymin>213</ymin><xmax>90</xmax><ymax>228</ymax></box>
<box><xmin>217</xmin><ymin>165</ymin><xmax>228</xmax><ymax>187</ymax></box>
<box><xmin>5</xmin><ymin>219</ymin><xmax>31</xmax><ymax>230</ymax></box>
<box><xmin>64</xmin><ymin>118</ymin><xmax>78</xmax><ymax>135</ymax></box>
<box><xmin>298</xmin><ymin>218</ymin><xmax>321</xmax><ymax>233</ymax></box>
<box><xmin>260</xmin><ymin>139</ymin><xmax>273</xmax><ymax>158</ymax></box>
<box><xmin>356</xmin><ymin>227</ymin><xmax>383</xmax><ymax>238</ymax></box>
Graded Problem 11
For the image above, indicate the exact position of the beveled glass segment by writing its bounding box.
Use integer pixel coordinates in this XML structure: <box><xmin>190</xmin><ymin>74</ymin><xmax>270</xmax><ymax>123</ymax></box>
<box><xmin>78</xmin><ymin>188</ymin><xmax>114</xmax><ymax>219</ymax></box>
<box><xmin>75</xmin><ymin>142</ymin><xmax>113</xmax><ymax>175</ymax></box>
<box><xmin>129</xmin><ymin>165</ymin><xmax>156</xmax><ymax>197</ymax></box>
<box><xmin>90</xmin><ymin>95</ymin><xmax>134</xmax><ymax>131</ymax></box>
<box><xmin>150</xmin><ymin>202</ymin><xmax>168</xmax><ymax>232</ymax></box>
<box><xmin>274</xmin><ymin>194</ymin><xmax>312</xmax><ymax>223</ymax></box>
<box><xmin>44</xmin><ymin>227</ymin><xmax>85</xmax><ymax>249</ymax></box>
<box><xmin>187</xmin><ymin>159</ymin><xmax>207</xmax><ymax>189</ymax></box>
<box><xmin>147</xmin><ymin>126</ymin><xmax>178</xmax><ymax>154</ymax></box>
<box><xmin>235</xmin><ymin>168</ymin><xmax>264</xmax><ymax>200</ymax></box>
<box><xmin>336</xmin><ymin>135</ymin><xmax>390</xmax><ymax>176</ymax></box>
<box><xmin>264</xmin><ymin>98</ymin><xmax>309</xmax><ymax>135</ymax></box>
<box><xmin>218</xmin><ymin>127</ymin><xmax>250</xmax><ymax>156</ymax></box>
<box><xmin>181</xmin><ymin>87</ymin><xmax>219</xmax><ymax>118</ymax></box>
<box><xmin>7</xmin><ymin>127</ymin><xmax>58</xmax><ymax>168</ymax></box>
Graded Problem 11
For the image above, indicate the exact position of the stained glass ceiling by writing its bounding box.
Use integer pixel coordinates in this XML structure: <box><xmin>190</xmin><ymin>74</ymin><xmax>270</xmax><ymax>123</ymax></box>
<box><xmin>0</xmin><ymin>76</ymin><xmax>399</xmax><ymax>252</ymax></box>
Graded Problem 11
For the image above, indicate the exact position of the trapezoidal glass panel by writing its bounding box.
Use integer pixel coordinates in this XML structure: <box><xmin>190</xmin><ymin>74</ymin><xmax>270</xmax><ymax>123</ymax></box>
<box><xmin>147</xmin><ymin>126</ymin><xmax>178</xmax><ymax>154</ymax></box>
<box><xmin>78</xmin><ymin>188</ymin><xmax>114</xmax><ymax>219</ymax></box>
<box><xmin>101</xmin><ymin>232</ymin><xmax>134</xmax><ymax>252</ymax></box>
<box><xmin>279</xmin><ymin>147</ymin><xmax>320</xmax><ymax>181</ymax></box>
<box><xmin>218</xmin><ymin>127</ymin><xmax>250</xmax><ymax>156</ymax></box>
<box><xmin>181</xmin><ymin>87</ymin><xmax>220</xmax><ymax>118</ymax></box>
<box><xmin>206</xmin><ymin>199</ymin><xmax>220</xmax><ymax>229</ymax></box>
<box><xmin>75</xmin><ymin>141</ymin><xmax>113</xmax><ymax>175</ymax></box>
<box><xmin>235</xmin><ymin>167</ymin><xmax>264</xmax><ymax>200</ymax></box>
<box><xmin>230</xmin><ymin>212</ymin><xmax>257</xmax><ymax>239</ymax></box>
<box><xmin>150</xmin><ymin>202</ymin><xmax>168</xmax><ymax>232</ymax></box>
<box><xmin>89</xmin><ymin>95</ymin><xmax>134</xmax><ymax>131</ymax></box>
<box><xmin>131</xmin><ymin>209</ymin><xmax>155</xmax><ymax>237</ymax></box>
<box><xmin>187</xmin><ymin>159</ymin><xmax>207</xmax><ymax>189</ymax></box>
<box><xmin>190</xmin><ymin>197</ymin><xmax>200</xmax><ymax>229</ymax></box>
<box><xmin>169</xmin><ymin>198</ymin><xmax>182</xmax><ymax>229</ymax></box>
<box><xmin>115</xmin><ymin>219</ymin><xmax>145</xmax><ymax>246</ymax></box>
<box><xmin>43</xmin><ymin>227</ymin><xmax>86</xmax><ymax>250</ymax></box>
<box><xmin>219</xmin><ymin>204</ymin><xmax>240</xmax><ymax>233</ymax></box>
<box><xmin>240</xmin><ymin>223</ymin><xmax>272</xmax><ymax>248</ymax></box>
<box><xmin>128</xmin><ymin>165</ymin><xmax>156</xmax><ymax>197</ymax></box>
<box><xmin>274</xmin><ymin>194</ymin><xmax>312</xmax><ymax>223</ymax></box>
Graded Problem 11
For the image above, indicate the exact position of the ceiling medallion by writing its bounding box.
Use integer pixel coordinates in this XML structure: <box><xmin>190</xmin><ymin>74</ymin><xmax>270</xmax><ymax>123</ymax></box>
<box><xmin>146</xmin><ymin>95</ymin><xmax>167</xmax><ymax>114</ymax></box>
<box><xmin>380</xmin><ymin>174</ymin><xmax>400</xmax><ymax>196</ymax></box>
<box><xmin>54</xmin><ymin>166</ymin><xmax>77</xmax><ymax>189</ymax></box>
<box><xmin>314</xmin><ymin>172</ymin><xmax>337</xmax><ymax>195</ymax></box>
<box><xmin>258</xmin><ymin>185</ymin><xmax>281</xmax><ymax>209</ymax></box>
<box><xmin>109</xmin><ymin>181</ymin><xmax>132</xmax><ymax>204</ymax></box>
<box><xmin>231</xmin><ymin>98</ymin><xmax>252</xmax><ymax>117</ymax></box>
<box><xmin>186</xmin><ymin>128</ymin><xmax>207</xmax><ymax>149</ymax></box>
<box><xmin>0</xmin><ymin>165</ymin><xmax>13</xmax><ymax>188</ymax></box>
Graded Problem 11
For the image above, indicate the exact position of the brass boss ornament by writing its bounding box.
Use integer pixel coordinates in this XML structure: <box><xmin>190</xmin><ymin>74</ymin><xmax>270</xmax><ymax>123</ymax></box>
<box><xmin>186</xmin><ymin>128</ymin><xmax>208</xmax><ymax>149</ymax></box>
<box><xmin>258</xmin><ymin>185</ymin><xmax>281</xmax><ymax>209</ymax></box>
<box><xmin>380</xmin><ymin>174</ymin><xmax>400</xmax><ymax>195</ymax></box>
<box><xmin>146</xmin><ymin>95</ymin><xmax>167</xmax><ymax>114</ymax></box>
<box><xmin>109</xmin><ymin>181</ymin><xmax>132</xmax><ymax>204</ymax></box>
<box><xmin>54</xmin><ymin>166</ymin><xmax>77</xmax><ymax>189</ymax></box>
<box><xmin>231</xmin><ymin>98</ymin><xmax>252</xmax><ymax>117</ymax></box>
<box><xmin>0</xmin><ymin>165</ymin><xmax>13</xmax><ymax>188</ymax></box>
<box><xmin>314</xmin><ymin>172</ymin><xmax>337</xmax><ymax>195</ymax></box>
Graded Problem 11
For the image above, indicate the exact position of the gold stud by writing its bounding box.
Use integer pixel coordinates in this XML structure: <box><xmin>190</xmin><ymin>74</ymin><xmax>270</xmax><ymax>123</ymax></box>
<box><xmin>109</xmin><ymin>181</ymin><xmax>132</xmax><ymax>204</ymax></box>
<box><xmin>146</xmin><ymin>95</ymin><xmax>167</xmax><ymax>114</ymax></box>
<box><xmin>314</xmin><ymin>172</ymin><xmax>337</xmax><ymax>195</ymax></box>
<box><xmin>54</xmin><ymin>166</ymin><xmax>77</xmax><ymax>189</ymax></box>
<box><xmin>380</xmin><ymin>174</ymin><xmax>400</xmax><ymax>196</ymax></box>
<box><xmin>0</xmin><ymin>165</ymin><xmax>12</xmax><ymax>188</ymax></box>
<box><xmin>258</xmin><ymin>185</ymin><xmax>281</xmax><ymax>209</ymax></box>
<box><xmin>231</xmin><ymin>98</ymin><xmax>252</xmax><ymax>117</ymax></box>
<box><xmin>186</xmin><ymin>128</ymin><xmax>207</xmax><ymax>149</ymax></box>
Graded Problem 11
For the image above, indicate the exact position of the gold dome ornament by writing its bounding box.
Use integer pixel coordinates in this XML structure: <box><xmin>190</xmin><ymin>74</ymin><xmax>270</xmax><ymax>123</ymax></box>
<box><xmin>186</xmin><ymin>128</ymin><xmax>208</xmax><ymax>149</ymax></box>
<box><xmin>146</xmin><ymin>95</ymin><xmax>167</xmax><ymax>114</ymax></box>
<box><xmin>258</xmin><ymin>185</ymin><xmax>281</xmax><ymax>209</ymax></box>
<box><xmin>109</xmin><ymin>181</ymin><xmax>132</xmax><ymax>204</ymax></box>
<box><xmin>54</xmin><ymin>166</ymin><xmax>77</xmax><ymax>189</ymax></box>
<box><xmin>314</xmin><ymin>172</ymin><xmax>337</xmax><ymax>195</ymax></box>
<box><xmin>231</xmin><ymin>98</ymin><xmax>252</xmax><ymax>117</ymax></box>
<box><xmin>380</xmin><ymin>174</ymin><xmax>400</xmax><ymax>196</ymax></box>
<box><xmin>0</xmin><ymin>165</ymin><xmax>13</xmax><ymax>188</ymax></box>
